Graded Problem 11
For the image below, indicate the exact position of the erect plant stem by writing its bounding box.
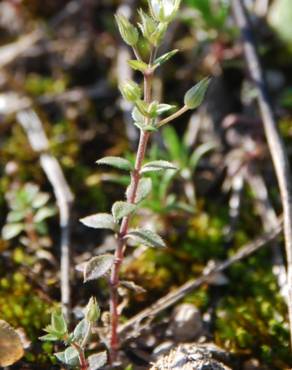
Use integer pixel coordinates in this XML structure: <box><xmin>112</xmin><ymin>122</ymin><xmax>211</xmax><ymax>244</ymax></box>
<box><xmin>109</xmin><ymin>68</ymin><xmax>153</xmax><ymax>364</ymax></box>
<box><xmin>71</xmin><ymin>342</ymin><xmax>88</xmax><ymax>370</ymax></box>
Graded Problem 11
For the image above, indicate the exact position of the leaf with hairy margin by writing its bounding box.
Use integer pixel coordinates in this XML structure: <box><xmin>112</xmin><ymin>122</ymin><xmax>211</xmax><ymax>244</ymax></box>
<box><xmin>88</xmin><ymin>351</ymin><xmax>107</xmax><ymax>370</ymax></box>
<box><xmin>130</xmin><ymin>178</ymin><xmax>152</xmax><ymax>203</ymax></box>
<box><xmin>112</xmin><ymin>201</ymin><xmax>136</xmax><ymax>222</ymax></box>
<box><xmin>96</xmin><ymin>156</ymin><xmax>133</xmax><ymax>171</ymax></box>
<box><xmin>80</xmin><ymin>213</ymin><xmax>117</xmax><ymax>231</ymax></box>
<box><xmin>84</xmin><ymin>254</ymin><xmax>115</xmax><ymax>282</ymax></box>
<box><xmin>141</xmin><ymin>160</ymin><xmax>178</xmax><ymax>174</ymax></box>
<box><xmin>125</xmin><ymin>229</ymin><xmax>166</xmax><ymax>248</ymax></box>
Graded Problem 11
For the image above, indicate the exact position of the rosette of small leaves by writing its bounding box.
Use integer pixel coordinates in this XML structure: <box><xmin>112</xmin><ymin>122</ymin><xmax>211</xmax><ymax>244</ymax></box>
<box><xmin>1</xmin><ymin>183</ymin><xmax>56</xmax><ymax>244</ymax></box>
<box><xmin>40</xmin><ymin>299</ymin><xmax>107</xmax><ymax>369</ymax></box>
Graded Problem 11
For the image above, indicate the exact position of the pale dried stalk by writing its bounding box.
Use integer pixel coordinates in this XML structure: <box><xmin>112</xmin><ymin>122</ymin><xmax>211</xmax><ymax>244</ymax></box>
<box><xmin>17</xmin><ymin>109</ymin><xmax>74</xmax><ymax>319</ymax></box>
<box><xmin>119</xmin><ymin>223</ymin><xmax>282</xmax><ymax>337</ymax></box>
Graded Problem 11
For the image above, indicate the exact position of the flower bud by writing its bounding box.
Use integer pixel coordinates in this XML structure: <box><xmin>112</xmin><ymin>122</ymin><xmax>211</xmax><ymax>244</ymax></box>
<box><xmin>119</xmin><ymin>80</ymin><xmax>141</xmax><ymax>102</ymax></box>
<box><xmin>115</xmin><ymin>14</ymin><xmax>139</xmax><ymax>46</ymax></box>
<box><xmin>184</xmin><ymin>77</ymin><xmax>211</xmax><ymax>110</ymax></box>
<box><xmin>84</xmin><ymin>297</ymin><xmax>100</xmax><ymax>323</ymax></box>
<box><xmin>148</xmin><ymin>0</ymin><xmax>182</xmax><ymax>23</ymax></box>
<box><xmin>138</xmin><ymin>10</ymin><xmax>166</xmax><ymax>46</ymax></box>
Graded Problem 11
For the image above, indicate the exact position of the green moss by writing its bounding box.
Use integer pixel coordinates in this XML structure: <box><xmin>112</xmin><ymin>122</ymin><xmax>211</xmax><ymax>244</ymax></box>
<box><xmin>24</xmin><ymin>74</ymin><xmax>68</xmax><ymax>96</ymax></box>
<box><xmin>0</xmin><ymin>273</ymin><xmax>53</xmax><ymax>340</ymax></box>
<box><xmin>214</xmin><ymin>257</ymin><xmax>291</xmax><ymax>368</ymax></box>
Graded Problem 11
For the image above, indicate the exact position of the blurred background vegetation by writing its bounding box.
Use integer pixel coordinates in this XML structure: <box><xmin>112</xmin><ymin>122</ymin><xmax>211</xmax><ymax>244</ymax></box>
<box><xmin>0</xmin><ymin>0</ymin><xmax>292</xmax><ymax>368</ymax></box>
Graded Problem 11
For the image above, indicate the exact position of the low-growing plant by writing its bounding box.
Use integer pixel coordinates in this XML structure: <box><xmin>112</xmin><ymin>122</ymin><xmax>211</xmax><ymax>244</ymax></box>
<box><xmin>40</xmin><ymin>298</ymin><xmax>107</xmax><ymax>370</ymax></box>
<box><xmin>1</xmin><ymin>183</ymin><xmax>56</xmax><ymax>248</ymax></box>
<box><xmin>42</xmin><ymin>0</ymin><xmax>210</xmax><ymax>367</ymax></box>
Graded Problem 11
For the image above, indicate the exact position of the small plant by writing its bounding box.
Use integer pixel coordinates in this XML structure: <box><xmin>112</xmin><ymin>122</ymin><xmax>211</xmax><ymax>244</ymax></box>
<box><xmin>79</xmin><ymin>0</ymin><xmax>210</xmax><ymax>364</ymax></box>
<box><xmin>2</xmin><ymin>183</ymin><xmax>56</xmax><ymax>248</ymax></box>
<box><xmin>40</xmin><ymin>298</ymin><xmax>107</xmax><ymax>370</ymax></box>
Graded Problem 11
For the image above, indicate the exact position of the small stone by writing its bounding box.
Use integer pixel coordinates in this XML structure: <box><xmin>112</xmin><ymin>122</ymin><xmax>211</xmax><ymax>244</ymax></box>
<box><xmin>169</xmin><ymin>303</ymin><xmax>204</xmax><ymax>342</ymax></box>
<box><xmin>149</xmin><ymin>343</ymin><xmax>232</xmax><ymax>370</ymax></box>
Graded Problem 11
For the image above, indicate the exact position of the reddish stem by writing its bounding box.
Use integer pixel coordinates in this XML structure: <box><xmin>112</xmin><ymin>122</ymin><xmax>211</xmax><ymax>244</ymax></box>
<box><xmin>109</xmin><ymin>70</ymin><xmax>153</xmax><ymax>363</ymax></box>
<box><xmin>71</xmin><ymin>342</ymin><xmax>88</xmax><ymax>370</ymax></box>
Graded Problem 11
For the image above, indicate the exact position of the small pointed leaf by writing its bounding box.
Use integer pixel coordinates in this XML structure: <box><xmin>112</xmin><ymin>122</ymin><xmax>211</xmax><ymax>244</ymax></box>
<box><xmin>125</xmin><ymin>229</ymin><xmax>166</xmax><ymax>248</ymax></box>
<box><xmin>34</xmin><ymin>207</ymin><xmax>56</xmax><ymax>223</ymax></box>
<box><xmin>112</xmin><ymin>201</ymin><xmax>136</xmax><ymax>222</ymax></box>
<box><xmin>156</xmin><ymin>103</ymin><xmax>176</xmax><ymax>115</ymax></box>
<box><xmin>141</xmin><ymin>160</ymin><xmax>178</xmax><ymax>174</ymax></box>
<box><xmin>7</xmin><ymin>210</ymin><xmax>25</xmax><ymax>223</ymax></box>
<box><xmin>135</xmin><ymin>178</ymin><xmax>152</xmax><ymax>203</ymax></box>
<box><xmin>128</xmin><ymin>60</ymin><xmax>148</xmax><ymax>72</ymax></box>
<box><xmin>31</xmin><ymin>193</ymin><xmax>50</xmax><ymax>208</ymax></box>
<box><xmin>80</xmin><ymin>213</ymin><xmax>117</xmax><ymax>231</ymax></box>
<box><xmin>88</xmin><ymin>351</ymin><xmax>107</xmax><ymax>370</ymax></box>
<box><xmin>153</xmin><ymin>49</ymin><xmax>178</xmax><ymax>68</ymax></box>
<box><xmin>54</xmin><ymin>351</ymin><xmax>66</xmax><ymax>364</ymax></box>
<box><xmin>2</xmin><ymin>223</ymin><xmax>24</xmax><ymax>240</ymax></box>
<box><xmin>39</xmin><ymin>333</ymin><xmax>59</xmax><ymax>341</ymax></box>
<box><xmin>73</xmin><ymin>319</ymin><xmax>90</xmax><ymax>343</ymax></box>
<box><xmin>96</xmin><ymin>156</ymin><xmax>133</xmax><ymax>171</ymax></box>
<box><xmin>51</xmin><ymin>311</ymin><xmax>67</xmax><ymax>335</ymax></box>
<box><xmin>84</xmin><ymin>254</ymin><xmax>115</xmax><ymax>282</ymax></box>
<box><xmin>64</xmin><ymin>347</ymin><xmax>79</xmax><ymax>366</ymax></box>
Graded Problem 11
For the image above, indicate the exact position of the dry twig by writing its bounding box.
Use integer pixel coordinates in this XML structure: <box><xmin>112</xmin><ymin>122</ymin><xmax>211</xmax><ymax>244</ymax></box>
<box><xmin>119</xmin><ymin>223</ymin><xmax>282</xmax><ymax>338</ymax></box>
<box><xmin>16</xmin><ymin>109</ymin><xmax>74</xmax><ymax>319</ymax></box>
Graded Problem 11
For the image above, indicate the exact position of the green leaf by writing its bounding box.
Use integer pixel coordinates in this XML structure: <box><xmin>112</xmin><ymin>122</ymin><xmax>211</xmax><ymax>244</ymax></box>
<box><xmin>156</xmin><ymin>104</ymin><xmax>176</xmax><ymax>115</ymax></box>
<box><xmin>73</xmin><ymin>319</ymin><xmax>90</xmax><ymax>343</ymax></box>
<box><xmin>54</xmin><ymin>351</ymin><xmax>66</xmax><ymax>364</ymax></box>
<box><xmin>184</xmin><ymin>77</ymin><xmax>211</xmax><ymax>109</ymax></box>
<box><xmin>31</xmin><ymin>193</ymin><xmax>50</xmax><ymax>208</ymax></box>
<box><xmin>34</xmin><ymin>206</ymin><xmax>56</xmax><ymax>223</ymax></box>
<box><xmin>7</xmin><ymin>210</ymin><xmax>25</xmax><ymax>223</ymax></box>
<box><xmin>141</xmin><ymin>160</ymin><xmax>178</xmax><ymax>174</ymax></box>
<box><xmin>96</xmin><ymin>156</ymin><xmax>133</xmax><ymax>171</ymax></box>
<box><xmin>153</xmin><ymin>49</ymin><xmax>178</xmax><ymax>68</ymax></box>
<box><xmin>84</xmin><ymin>254</ymin><xmax>115</xmax><ymax>282</ymax></box>
<box><xmin>189</xmin><ymin>141</ymin><xmax>217</xmax><ymax>170</ymax></box>
<box><xmin>112</xmin><ymin>201</ymin><xmax>136</xmax><ymax>222</ymax></box>
<box><xmin>128</xmin><ymin>60</ymin><xmax>148</xmax><ymax>72</ymax></box>
<box><xmin>88</xmin><ymin>351</ymin><xmax>107</xmax><ymax>370</ymax></box>
<box><xmin>135</xmin><ymin>178</ymin><xmax>152</xmax><ymax>203</ymax></box>
<box><xmin>2</xmin><ymin>223</ymin><xmax>24</xmax><ymax>240</ymax></box>
<box><xmin>51</xmin><ymin>311</ymin><xmax>67</xmax><ymax>335</ymax></box>
<box><xmin>65</xmin><ymin>347</ymin><xmax>79</xmax><ymax>366</ymax></box>
<box><xmin>80</xmin><ymin>213</ymin><xmax>117</xmax><ymax>231</ymax></box>
<box><xmin>39</xmin><ymin>333</ymin><xmax>59</xmax><ymax>341</ymax></box>
<box><xmin>132</xmin><ymin>106</ymin><xmax>145</xmax><ymax>123</ymax></box>
<box><xmin>125</xmin><ymin>229</ymin><xmax>166</xmax><ymax>248</ymax></box>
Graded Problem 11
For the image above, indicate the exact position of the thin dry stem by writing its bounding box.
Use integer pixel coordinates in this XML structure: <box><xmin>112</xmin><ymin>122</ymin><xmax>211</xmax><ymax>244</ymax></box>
<box><xmin>118</xmin><ymin>222</ymin><xmax>282</xmax><ymax>337</ymax></box>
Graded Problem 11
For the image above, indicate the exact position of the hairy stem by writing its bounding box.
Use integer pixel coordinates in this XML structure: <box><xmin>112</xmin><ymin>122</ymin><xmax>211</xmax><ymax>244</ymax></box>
<box><xmin>109</xmin><ymin>67</ymin><xmax>153</xmax><ymax>363</ymax></box>
<box><xmin>71</xmin><ymin>342</ymin><xmax>88</xmax><ymax>370</ymax></box>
